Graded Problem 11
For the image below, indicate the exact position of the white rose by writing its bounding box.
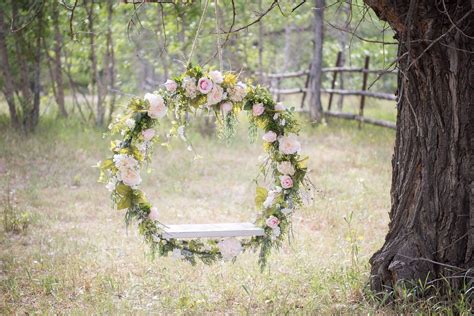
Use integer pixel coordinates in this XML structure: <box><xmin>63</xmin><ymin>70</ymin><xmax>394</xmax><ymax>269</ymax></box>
<box><xmin>207</xmin><ymin>84</ymin><xmax>224</xmax><ymax>105</ymax></box>
<box><xmin>228</xmin><ymin>82</ymin><xmax>247</xmax><ymax>102</ymax></box>
<box><xmin>149</xmin><ymin>207</ymin><xmax>159</xmax><ymax>221</ymax></box>
<box><xmin>120</xmin><ymin>168</ymin><xmax>142</xmax><ymax>187</ymax></box>
<box><xmin>164</xmin><ymin>79</ymin><xmax>178</xmax><ymax>93</ymax></box>
<box><xmin>145</xmin><ymin>93</ymin><xmax>167</xmax><ymax>119</ymax></box>
<box><xmin>209</xmin><ymin>70</ymin><xmax>224</xmax><ymax>84</ymax></box>
<box><xmin>218</xmin><ymin>238</ymin><xmax>243</xmax><ymax>261</ymax></box>
<box><xmin>277</xmin><ymin>161</ymin><xmax>295</xmax><ymax>175</ymax></box>
<box><xmin>278</xmin><ymin>133</ymin><xmax>301</xmax><ymax>155</ymax></box>
<box><xmin>262</xmin><ymin>131</ymin><xmax>277</xmax><ymax>143</ymax></box>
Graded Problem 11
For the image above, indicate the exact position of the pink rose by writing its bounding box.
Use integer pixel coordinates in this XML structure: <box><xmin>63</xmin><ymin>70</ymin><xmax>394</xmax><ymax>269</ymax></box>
<box><xmin>164</xmin><ymin>79</ymin><xmax>178</xmax><ymax>93</ymax></box>
<box><xmin>278</xmin><ymin>133</ymin><xmax>301</xmax><ymax>155</ymax></box>
<box><xmin>252</xmin><ymin>103</ymin><xmax>265</xmax><ymax>116</ymax></box>
<box><xmin>207</xmin><ymin>84</ymin><xmax>224</xmax><ymax>105</ymax></box>
<box><xmin>142</xmin><ymin>128</ymin><xmax>155</xmax><ymax>141</ymax></box>
<box><xmin>266</xmin><ymin>216</ymin><xmax>280</xmax><ymax>229</ymax></box>
<box><xmin>262</xmin><ymin>131</ymin><xmax>277</xmax><ymax>143</ymax></box>
<box><xmin>220</xmin><ymin>101</ymin><xmax>233</xmax><ymax>114</ymax></box>
<box><xmin>279</xmin><ymin>175</ymin><xmax>294</xmax><ymax>189</ymax></box>
<box><xmin>209</xmin><ymin>70</ymin><xmax>224</xmax><ymax>84</ymax></box>
<box><xmin>198</xmin><ymin>77</ymin><xmax>213</xmax><ymax>94</ymax></box>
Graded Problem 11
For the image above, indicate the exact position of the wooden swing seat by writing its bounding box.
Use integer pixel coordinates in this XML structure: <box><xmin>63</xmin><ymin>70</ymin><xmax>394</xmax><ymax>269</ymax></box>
<box><xmin>162</xmin><ymin>222</ymin><xmax>265</xmax><ymax>239</ymax></box>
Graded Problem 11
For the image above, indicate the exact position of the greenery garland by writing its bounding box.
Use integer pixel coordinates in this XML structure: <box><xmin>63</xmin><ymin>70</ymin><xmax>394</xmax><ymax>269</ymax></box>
<box><xmin>98</xmin><ymin>65</ymin><xmax>310</xmax><ymax>269</ymax></box>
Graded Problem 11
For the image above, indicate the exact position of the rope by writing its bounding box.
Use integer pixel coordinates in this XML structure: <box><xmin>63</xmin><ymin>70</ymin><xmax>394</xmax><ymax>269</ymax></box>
<box><xmin>187</xmin><ymin>0</ymin><xmax>210</xmax><ymax>66</ymax></box>
<box><xmin>214</xmin><ymin>0</ymin><xmax>223</xmax><ymax>71</ymax></box>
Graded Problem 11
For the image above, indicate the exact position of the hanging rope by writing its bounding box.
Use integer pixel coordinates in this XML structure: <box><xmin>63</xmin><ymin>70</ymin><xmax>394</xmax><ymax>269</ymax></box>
<box><xmin>187</xmin><ymin>0</ymin><xmax>210</xmax><ymax>66</ymax></box>
<box><xmin>214</xmin><ymin>0</ymin><xmax>224</xmax><ymax>71</ymax></box>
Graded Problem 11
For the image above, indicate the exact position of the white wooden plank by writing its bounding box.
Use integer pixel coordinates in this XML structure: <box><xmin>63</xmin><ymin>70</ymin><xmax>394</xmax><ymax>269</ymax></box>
<box><xmin>161</xmin><ymin>222</ymin><xmax>265</xmax><ymax>239</ymax></box>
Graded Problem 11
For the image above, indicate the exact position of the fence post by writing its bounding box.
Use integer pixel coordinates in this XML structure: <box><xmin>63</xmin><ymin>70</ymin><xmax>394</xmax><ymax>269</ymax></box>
<box><xmin>358</xmin><ymin>55</ymin><xmax>370</xmax><ymax>129</ymax></box>
<box><xmin>300</xmin><ymin>63</ymin><xmax>312</xmax><ymax>109</ymax></box>
<box><xmin>327</xmin><ymin>51</ymin><xmax>342</xmax><ymax>112</ymax></box>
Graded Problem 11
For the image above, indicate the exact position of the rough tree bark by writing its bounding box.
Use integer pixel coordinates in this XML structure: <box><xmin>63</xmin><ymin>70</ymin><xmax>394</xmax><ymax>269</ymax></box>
<box><xmin>52</xmin><ymin>1</ymin><xmax>67</xmax><ymax>118</ymax></box>
<box><xmin>364</xmin><ymin>0</ymin><xmax>474</xmax><ymax>292</ymax></box>
<box><xmin>0</xmin><ymin>9</ymin><xmax>20</xmax><ymax>128</ymax></box>
<box><xmin>309</xmin><ymin>0</ymin><xmax>325</xmax><ymax>122</ymax></box>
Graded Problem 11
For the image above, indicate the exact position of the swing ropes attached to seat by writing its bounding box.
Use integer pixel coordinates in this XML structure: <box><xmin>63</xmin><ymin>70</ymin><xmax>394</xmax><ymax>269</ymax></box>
<box><xmin>98</xmin><ymin>0</ymin><xmax>311</xmax><ymax>268</ymax></box>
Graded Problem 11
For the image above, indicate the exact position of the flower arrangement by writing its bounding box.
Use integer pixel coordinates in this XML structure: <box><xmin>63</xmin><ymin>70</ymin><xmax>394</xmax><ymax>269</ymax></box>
<box><xmin>98</xmin><ymin>65</ymin><xmax>310</xmax><ymax>269</ymax></box>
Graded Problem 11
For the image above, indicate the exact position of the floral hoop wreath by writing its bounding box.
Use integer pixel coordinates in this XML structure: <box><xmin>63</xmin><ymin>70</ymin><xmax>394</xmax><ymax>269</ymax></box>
<box><xmin>99</xmin><ymin>65</ymin><xmax>310</xmax><ymax>268</ymax></box>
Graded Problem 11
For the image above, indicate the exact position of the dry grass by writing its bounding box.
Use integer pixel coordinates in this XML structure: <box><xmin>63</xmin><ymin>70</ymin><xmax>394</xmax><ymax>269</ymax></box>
<box><xmin>0</xmin><ymin>112</ymin><xmax>398</xmax><ymax>314</ymax></box>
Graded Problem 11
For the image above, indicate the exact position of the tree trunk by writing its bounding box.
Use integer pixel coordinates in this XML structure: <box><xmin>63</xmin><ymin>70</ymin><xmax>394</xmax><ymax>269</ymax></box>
<box><xmin>31</xmin><ymin>7</ymin><xmax>43</xmax><ymax>130</ymax></box>
<box><xmin>336</xmin><ymin>0</ymin><xmax>350</xmax><ymax>110</ymax></box>
<box><xmin>364</xmin><ymin>0</ymin><xmax>474</xmax><ymax>292</ymax></box>
<box><xmin>309</xmin><ymin>0</ymin><xmax>324</xmax><ymax>122</ymax></box>
<box><xmin>0</xmin><ymin>9</ymin><xmax>20</xmax><ymax>128</ymax></box>
<box><xmin>106</xmin><ymin>0</ymin><xmax>116</xmax><ymax>125</ymax></box>
<box><xmin>52</xmin><ymin>1</ymin><xmax>67</xmax><ymax>118</ymax></box>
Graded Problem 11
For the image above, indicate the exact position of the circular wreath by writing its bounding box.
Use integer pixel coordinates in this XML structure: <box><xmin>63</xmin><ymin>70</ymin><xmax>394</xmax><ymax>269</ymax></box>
<box><xmin>99</xmin><ymin>65</ymin><xmax>310</xmax><ymax>268</ymax></box>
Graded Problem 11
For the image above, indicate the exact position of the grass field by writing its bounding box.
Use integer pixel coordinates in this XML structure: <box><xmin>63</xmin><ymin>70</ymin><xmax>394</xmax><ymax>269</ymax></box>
<box><xmin>0</xmin><ymin>100</ymin><xmax>466</xmax><ymax>314</ymax></box>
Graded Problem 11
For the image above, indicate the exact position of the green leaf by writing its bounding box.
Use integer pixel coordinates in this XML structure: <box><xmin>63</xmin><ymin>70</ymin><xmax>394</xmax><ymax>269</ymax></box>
<box><xmin>117</xmin><ymin>196</ymin><xmax>132</xmax><ymax>210</ymax></box>
<box><xmin>101</xmin><ymin>159</ymin><xmax>114</xmax><ymax>170</ymax></box>
<box><xmin>255</xmin><ymin>186</ymin><xmax>268</xmax><ymax>208</ymax></box>
<box><xmin>297</xmin><ymin>156</ymin><xmax>309</xmax><ymax>169</ymax></box>
<box><xmin>116</xmin><ymin>183</ymin><xmax>132</xmax><ymax>196</ymax></box>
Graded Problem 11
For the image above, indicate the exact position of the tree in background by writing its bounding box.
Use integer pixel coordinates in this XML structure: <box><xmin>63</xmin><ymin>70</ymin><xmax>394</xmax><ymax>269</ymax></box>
<box><xmin>363</xmin><ymin>0</ymin><xmax>473</xmax><ymax>292</ymax></box>
<box><xmin>309</xmin><ymin>0</ymin><xmax>325</xmax><ymax>122</ymax></box>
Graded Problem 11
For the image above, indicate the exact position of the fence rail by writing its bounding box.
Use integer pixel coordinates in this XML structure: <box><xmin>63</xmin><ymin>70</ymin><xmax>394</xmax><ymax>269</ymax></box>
<box><xmin>262</xmin><ymin>52</ymin><xmax>398</xmax><ymax>129</ymax></box>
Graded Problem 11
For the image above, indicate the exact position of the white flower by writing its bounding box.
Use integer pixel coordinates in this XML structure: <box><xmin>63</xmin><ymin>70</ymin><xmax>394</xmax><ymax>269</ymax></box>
<box><xmin>281</xmin><ymin>208</ymin><xmax>293</xmax><ymax>215</ymax></box>
<box><xmin>271</xmin><ymin>226</ymin><xmax>281</xmax><ymax>240</ymax></box>
<box><xmin>278</xmin><ymin>133</ymin><xmax>301</xmax><ymax>155</ymax></box>
<box><xmin>280</xmin><ymin>119</ymin><xmax>286</xmax><ymax>126</ymax></box>
<box><xmin>120</xmin><ymin>168</ymin><xmax>142</xmax><ymax>187</ymax></box>
<box><xmin>164</xmin><ymin>79</ymin><xmax>178</xmax><ymax>93</ymax></box>
<box><xmin>113</xmin><ymin>154</ymin><xmax>138</xmax><ymax>171</ymax></box>
<box><xmin>218</xmin><ymin>238</ymin><xmax>243</xmax><ymax>261</ymax></box>
<box><xmin>266</xmin><ymin>216</ymin><xmax>280</xmax><ymax>229</ymax></box>
<box><xmin>172</xmin><ymin>248</ymin><xmax>184</xmax><ymax>260</ymax></box>
<box><xmin>198</xmin><ymin>77</ymin><xmax>213</xmax><ymax>94</ymax></box>
<box><xmin>125</xmin><ymin>118</ymin><xmax>135</xmax><ymax>129</ymax></box>
<box><xmin>182</xmin><ymin>77</ymin><xmax>197</xmax><ymax>98</ymax></box>
<box><xmin>262</xmin><ymin>131</ymin><xmax>277</xmax><ymax>143</ymax></box>
<box><xmin>277</xmin><ymin>161</ymin><xmax>295</xmax><ymax>175</ymax></box>
<box><xmin>273</xmin><ymin>113</ymin><xmax>280</xmax><ymax>120</ymax></box>
<box><xmin>145</xmin><ymin>93</ymin><xmax>167</xmax><ymax>119</ymax></box>
<box><xmin>228</xmin><ymin>82</ymin><xmax>247</xmax><ymax>102</ymax></box>
<box><xmin>220</xmin><ymin>101</ymin><xmax>233</xmax><ymax>115</ymax></box>
<box><xmin>263</xmin><ymin>194</ymin><xmax>275</xmax><ymax>209</ymax></box>
<box><xmin>209</xmin><ymin>70</ymin><xmax>224</xmax><ymax>84</ymax></box>
<box><xmin>207</xmin><ymin>84</ymin><xmax>224</xmax><ymax>105</ymax></box>
<box><xmin>275</xmin><ymin>103</ymin><xmax>286</xmax><ymax>111</ymax></box>
<box><xmin>142</xmin><ymin>128</ymin><xmax>155</xmax><ymax>142</ymax></box>
<box><xmin>105</xmin><ymin>177</ymin><xmax>117</xmax><ymax>192</ymax></box>
<box><xmin>252</xmin><ymin>103</ymin><xmax>265</xmax><ymax>116</ymax></box>
<box><xmin>149</xmin><ymin>207</ymin><xmax>159</xmax><ymax>221</ymax></box>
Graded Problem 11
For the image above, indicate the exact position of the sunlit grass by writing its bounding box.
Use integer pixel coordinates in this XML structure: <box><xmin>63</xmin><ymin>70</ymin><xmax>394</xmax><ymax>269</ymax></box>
<box><xmin>0</xmin><ymin>111</ymin><xmax>467</xmax><ymax>313</ymax></box>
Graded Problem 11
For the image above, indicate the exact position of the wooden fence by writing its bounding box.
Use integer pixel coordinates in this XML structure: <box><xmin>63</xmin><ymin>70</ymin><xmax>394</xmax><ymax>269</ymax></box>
<box><xmin>261</xmin><ymin>52</ymin><xmax>398</xmax><ymax>130</ymax></box>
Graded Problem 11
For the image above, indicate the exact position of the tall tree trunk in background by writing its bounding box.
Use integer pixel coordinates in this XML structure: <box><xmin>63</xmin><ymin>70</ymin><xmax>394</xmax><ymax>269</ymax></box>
<box><xmin>86</xmin><ymin>0</ymin><xmax>104</xmax><ymax>127</ymax></box>
<box><xmin>52</xmin><ymin>1</ymin><xmax>67</xmax><ymax>118</ymax></box>
<box><xmin>0</xmin><ymin>10</ymin><xmax>20</xmax><ymax>128</ymax></box>
<box><xmin>283</xmin><ymin>23</ymin><xmax>294</xmax><ymax>72</ymax></box>
<box><xmin>12</xmin><ymin>1</ymin><xmax>36</xmax><ymax>132</ymax></box>
<box><xmin>157</xmin><ymin>4</ymin><xmax>169</xmax><ymax>81</ymax></box>
<box><xmin>31</xmin><ymin>7</ymin><xmax>43</xmax><ymax>130</ymax></box>
<box><xmin>105</xmin><ymin>0</ymin><xmax>116</xmax><ymax>124</ymax></box>
<box><xmin>364</xmin><ymin>0</ymin><xmax>474</xmax><ymax>292</ymax></box>
<box><xmin>258</xmin><ymin>0</ymin><xmax>264</xmax><ymax>82</ymax></box>
<box><xmin>309</xmin><ymin>0</ymin><xmax>324</xmax><ymax>122</ymax></box>
<box><xmin>336</xmin><ymin>0</ymin><xmax>350</xmax><ymax>110</ymax></box>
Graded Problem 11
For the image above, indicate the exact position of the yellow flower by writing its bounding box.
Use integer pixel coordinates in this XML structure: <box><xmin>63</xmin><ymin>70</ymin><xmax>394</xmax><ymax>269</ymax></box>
<box><xmin>223</xmin><ymin>73</ymin><xmax>237</xmax><ymax>87</ymax></box>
